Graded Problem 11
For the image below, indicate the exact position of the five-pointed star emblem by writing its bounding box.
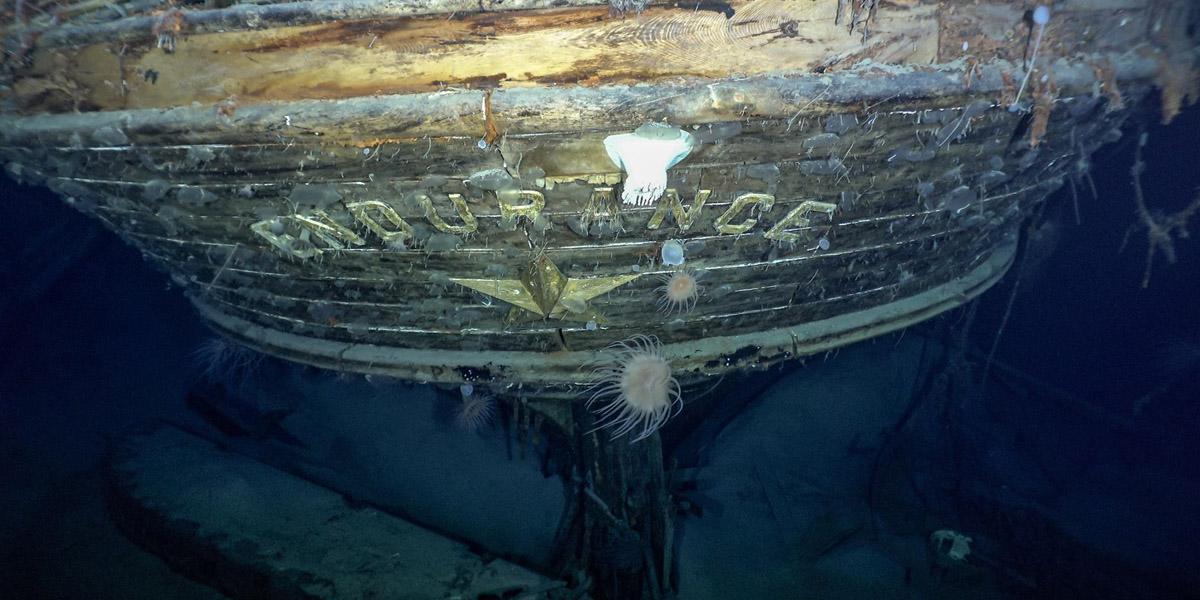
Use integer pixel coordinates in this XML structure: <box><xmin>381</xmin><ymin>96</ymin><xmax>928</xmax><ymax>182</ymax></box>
<box><xmin>450</xmin><ymin>255</ymin><xmax>641</xmax><ymax>323</ymax></box>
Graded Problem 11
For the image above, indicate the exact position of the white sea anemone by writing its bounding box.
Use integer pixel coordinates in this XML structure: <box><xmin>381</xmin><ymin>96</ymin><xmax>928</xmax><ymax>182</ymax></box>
<box><xmin>456</xmin><ymin>387</ymin><xmax>495</xmax><ymax>432</ymax></box>
<box><xmin>586</xmin><ymin>335</ymin><xmax>682</xmax><ymax>441</ymax></box>
<box><xmin>192</xmin><ymin>336</ymin><xmax>262</xmax><ymax>384</ymax></box>
<box><xmin>604</xmin><ymin>123</ymin><xmax>694</xmax><ymax>207</ymax></box>
<box><xmin>657</xmin><ymin>270</ymin><xmax>701</xmax><ymax>314</ymax></box>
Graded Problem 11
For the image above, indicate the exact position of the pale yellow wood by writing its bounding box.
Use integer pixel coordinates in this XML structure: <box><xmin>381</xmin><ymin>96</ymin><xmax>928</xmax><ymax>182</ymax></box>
<box><xmin>11</xmin><ymin>0</ymin><xmax>937</xmax><ymax>113</ymax></box>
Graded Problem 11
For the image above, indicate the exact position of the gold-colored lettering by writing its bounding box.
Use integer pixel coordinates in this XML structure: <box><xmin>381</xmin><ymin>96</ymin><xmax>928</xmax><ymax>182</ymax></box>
<box><xmin>250</xmin><ymin>220</ymin><xmax>304</xmax><ymax>257</ymax></box>
<box><xmin>764</xmin><ymin>201</ymin><xmax>838</xmax><ymax>243</ymax></box>
<box><xmin>647</xmin><ymin>189</ymin><xmax>711</xmax><ymax>232</ymax></box>
<box><xmin>250</xmin><ymin>210</ymin><xmax>365</xmax><ymax>259</ymax></box>
<box><xmin>347</xmin><ymin>200</ymin><xmax>414</xmax><ymax>246</ymax></box>
<box><xmin>416</xmin><ymin>192</ymin><xmax>478</xmax><ymax>234</ymax></box>
<box><xmin>713</xmin><ymin>193</ymin><xmax>775</xmax><ymax>235</ymax></box>
<box><xmin>498</xmin><ymin>189</ymin><xmax>545</xmax><ymax>230</ymax></box>
<box><xmin>578</xmin><ymin>187</ymin><xmax>622</xmax><ymax>232</ymax></box>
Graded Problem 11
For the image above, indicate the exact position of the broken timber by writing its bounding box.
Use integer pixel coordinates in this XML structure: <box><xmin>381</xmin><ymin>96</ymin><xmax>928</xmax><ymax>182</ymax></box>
<box><xmin>108</xmin><ymin>425</ymin><xmax>565</xmax><ymax>599</ymax></box>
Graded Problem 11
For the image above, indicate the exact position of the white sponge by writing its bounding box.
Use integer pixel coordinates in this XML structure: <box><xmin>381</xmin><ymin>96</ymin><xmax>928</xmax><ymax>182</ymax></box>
<box><xmin>604</xmin><ymin>123</ymin><xmax>695</xmax><ymax>207</ymax></box>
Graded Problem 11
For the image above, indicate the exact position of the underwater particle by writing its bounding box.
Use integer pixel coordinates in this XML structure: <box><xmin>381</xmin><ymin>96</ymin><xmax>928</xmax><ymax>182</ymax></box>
<box><xmin>604</xmin><ymin>123</ymin><xmax>694</xmax><ymax>207</ymax></box>
<box><xmin>586</xmin><ymin>335</ymin><xmax>682</xmax><ymax>442</ymax></box>
<box><xmin>660</xmin><ymin>239</ymin><xmax>685</xmax><ymax>266</ymax></box>
<box><xmin>657</xmin><ymin>270</ymin><xmax>701</xmax><ymax>314</ymax></box>
<box><xmin>456</xmin><ymin>390</ymin><xmax>495</xmax><ymax>432</ymax></box>
<box><xmin>817</xmin><ymin>237</ymin><xmax>831</xmax><ymax>251</ymax></box>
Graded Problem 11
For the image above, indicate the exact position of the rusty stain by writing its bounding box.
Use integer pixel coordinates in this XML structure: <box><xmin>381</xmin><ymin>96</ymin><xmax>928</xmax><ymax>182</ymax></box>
<box><xmin>483</xmin><ymin>89</ymin><xmax>500</xmax><ymax>146</ymax></box>
<box><xmin>151</xmin><ymin>8</ymin><xmax>186</xmax><ymax>53</ymax></box>
<box><xmin>217</xmin><ymin>96</ymin><xmax>238</xmax><ymax>118</ymax></box>
<box><xmin>1028</xmin><ymin>77</ymin><xmax>1056</xmax><ymax>149</ymax></box>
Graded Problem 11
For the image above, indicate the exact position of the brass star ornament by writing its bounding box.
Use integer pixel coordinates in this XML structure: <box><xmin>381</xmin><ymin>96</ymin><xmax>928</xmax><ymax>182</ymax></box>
<box><xmin>450</xmin><ymin>255</ymin><xmax>640</xmax><ymax>323</ymax></box>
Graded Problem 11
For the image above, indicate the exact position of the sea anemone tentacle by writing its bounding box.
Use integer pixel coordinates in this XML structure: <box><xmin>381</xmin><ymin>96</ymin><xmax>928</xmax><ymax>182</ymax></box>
<box><xmin>583</xmin><ymin>335</ymin><xmax>683</xmax><ymax>442</ymax></box>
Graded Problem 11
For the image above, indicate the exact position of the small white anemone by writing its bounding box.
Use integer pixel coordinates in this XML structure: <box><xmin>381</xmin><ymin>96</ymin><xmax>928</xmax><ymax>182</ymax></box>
<box><xmin>192</xmin><ymin>336</ymin><xmax>262</xmax><ymax>384</ymax></box>
<box><xmin>455</xmin><ymin>387</ymin><xmax>495</xmax><ymax>432</ymax></box>
<box><xmin>657</xmin><ymin>269</ymin><xmax>701</xmax><ymax>314</ymax></box>
<box><xmin>586</xmin><ymin>335</ymin><xmax>682</xmax><ymax>441</ymax></box>
<box><xmin>604</xmin><ymin>123</ymin><xmax>694</xmax><ymax>207</ymax></box>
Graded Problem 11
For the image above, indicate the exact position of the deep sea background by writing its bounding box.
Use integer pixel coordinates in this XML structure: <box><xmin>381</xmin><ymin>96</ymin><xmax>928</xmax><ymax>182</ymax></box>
<box><xmin>0</xmin><ymin>97</ymin><xmax>1198</xmax><ymax>598</ymax></box>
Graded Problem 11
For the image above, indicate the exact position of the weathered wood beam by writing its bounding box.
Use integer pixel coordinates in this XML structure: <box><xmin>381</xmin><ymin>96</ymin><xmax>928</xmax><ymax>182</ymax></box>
<box><xmin>7</xmin><ymin>0</ymin><xmax>613</xmax><ymax>47</ymax></box>
<box><xmin>6</xmin><ymin>0</ymin><xmax>936</xmax><ymax>113</ymax></box>
<box><xmin>0</xmin><ymin>53</ymin><xmax>1163</xmax><ymax>147</ymax></box>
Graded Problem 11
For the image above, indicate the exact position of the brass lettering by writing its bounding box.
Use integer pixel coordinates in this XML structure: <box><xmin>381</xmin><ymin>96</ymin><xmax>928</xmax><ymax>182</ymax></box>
<box><xmin>578</xmin><ymin>187</ymin><xmax>622</xmax><ymax>232</ymax></box>
<box><xmin>297</xmin><ymin>211</ymin><xmax>366</xmax><ymax>249</ymax></box>
<box><xmin>250</xmin><ymin>219</ymin><xmax>306</xmax><ymax>258</ymax></box>
<box><xmin>647</xmin><ymin>189</ymin><xmax>711</xmax><ymax>232</ymax></box>
<box><xmin>764</xmin><ymin>201</ymin><xmax>838</xmax><ymax>243</ymax></box>
<box><xmin>347</xmin><ymin>200</ymin><xmax>414</xmax><ymax>246</ymax></box>
<box><xmin>498</xmin><ymin>189</ymin><xmax>545</xmax><ymax>230</ymax></box>
<box><xmin>416</xmin><ymin>192</ymin><xmax>478</xmax><ymax>235</ymax></box>
<box><xmin>250</xmin><ymin>210</ymin><xmax>365</xmax><ymax>259</ymax></box>
<box><xmin>713</xmin><ymin>193</ymin><xmax>775</xmax><ymax>235</ymax></box>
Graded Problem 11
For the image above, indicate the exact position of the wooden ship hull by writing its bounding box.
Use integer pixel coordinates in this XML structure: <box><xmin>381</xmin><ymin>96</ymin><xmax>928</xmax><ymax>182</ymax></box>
<box><xmin>4</xmin><ymin>1</ymin><xmax>1198</xmax><ymax>598</ymax></box>
<box><xmin>1</xmin><ymin>0</ymin><xmax>1195</xmax><ymax>397</ymax></box>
